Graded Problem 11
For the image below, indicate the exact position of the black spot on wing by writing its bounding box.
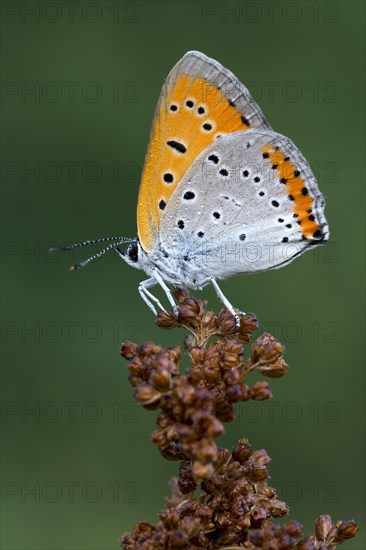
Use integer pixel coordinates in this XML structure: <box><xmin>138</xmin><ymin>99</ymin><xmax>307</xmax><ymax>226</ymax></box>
<box><xmin>167</xmin><ymin>140</ymin><xmax>186</xmax><ymax>154</ymax></box>
<box><xmin>208</xmin><ymin>154</ymin><xmax>219</xmax><ymax>164</ymax></box>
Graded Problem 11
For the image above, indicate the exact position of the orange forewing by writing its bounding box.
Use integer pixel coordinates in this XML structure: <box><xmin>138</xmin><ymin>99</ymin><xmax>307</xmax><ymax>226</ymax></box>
<box><xmin>137</xmin><ymin>75</ymin><xmax>251</xmax><ymax>252</ymax></box>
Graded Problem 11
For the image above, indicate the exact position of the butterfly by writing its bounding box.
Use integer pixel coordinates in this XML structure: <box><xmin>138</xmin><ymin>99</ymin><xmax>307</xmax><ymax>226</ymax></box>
<box><xmin>55</xmin><ymin>51</ymin><xmax>329</xmax><ymax>325</ymax></box>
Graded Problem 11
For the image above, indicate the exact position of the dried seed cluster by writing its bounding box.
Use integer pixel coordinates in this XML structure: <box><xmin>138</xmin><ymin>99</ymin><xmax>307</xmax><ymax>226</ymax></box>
<box><xmin>120</xmin><ymin>293</ymin><xmax>358</xmax><ymax>549</ymax></box>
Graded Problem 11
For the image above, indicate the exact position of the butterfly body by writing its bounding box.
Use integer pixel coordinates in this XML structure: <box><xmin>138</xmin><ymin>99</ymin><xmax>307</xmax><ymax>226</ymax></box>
<box><xmin>123</xmin><ymin>240</ymin><xmax>210</xmax><ymax>290</ymax></box>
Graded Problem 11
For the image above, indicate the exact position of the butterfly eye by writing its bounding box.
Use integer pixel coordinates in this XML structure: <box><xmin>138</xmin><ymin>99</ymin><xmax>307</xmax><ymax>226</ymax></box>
<box><xmin>127</xmin><ymin>242</ymin><xmax>139</xmax><ymax>263</ymax></box>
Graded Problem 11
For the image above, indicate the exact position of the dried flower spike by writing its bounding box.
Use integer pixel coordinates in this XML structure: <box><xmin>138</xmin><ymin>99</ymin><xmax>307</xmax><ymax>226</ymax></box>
<box><xmin>120</xmin><ymin>296</ymin><xmax>359</xmax><ymax>549</ymax></box>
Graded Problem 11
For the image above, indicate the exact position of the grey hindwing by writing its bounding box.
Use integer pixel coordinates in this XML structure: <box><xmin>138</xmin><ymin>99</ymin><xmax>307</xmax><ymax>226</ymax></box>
<box><xmin>159</xmin><ymin>129</ymin><xmax>329</xmax><ymax>278</ymax></box>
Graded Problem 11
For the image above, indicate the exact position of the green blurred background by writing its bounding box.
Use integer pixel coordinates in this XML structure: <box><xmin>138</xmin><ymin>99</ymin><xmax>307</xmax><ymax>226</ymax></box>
<box><xmin>1</xmin><ymin>1</ymin><xmax>365</xmax><ymax>548</ymax></box>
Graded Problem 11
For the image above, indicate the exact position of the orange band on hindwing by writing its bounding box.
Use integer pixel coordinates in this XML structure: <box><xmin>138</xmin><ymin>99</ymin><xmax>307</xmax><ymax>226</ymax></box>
<box><xmin>260</xmin><ymin>144</ymin><xmax>321</xmax><ymax>239</ymax></box>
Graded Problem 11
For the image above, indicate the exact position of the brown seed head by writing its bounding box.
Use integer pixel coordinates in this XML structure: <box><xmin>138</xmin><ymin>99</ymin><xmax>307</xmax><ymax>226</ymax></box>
<box><xmin>155</xmin><ymin>310</ymin><xmax>180</xmax><ymax>328</ymax></box>
<box><xmin>252</xmin><ymin>380</ymin><xmax>273</xmax><ymax>400</ymax></box>
<box><xmin>232</xmin><ymin>439</ymin><xmax>252</xmax><ymax>463</ymax></box>
<box><xmin>251</xmin><ymin>332</ymin><xmax>285</xmax><ymax>365</ymax></box>
<box><xmin>315</xmin><ymin>514</ymin><xmax>334</xmax><ymax>541</ymax></box>
<box><xmin>120</xmin><ymin>341</ymin><xmax>138</xmax><ymax>359</ymax></box>
<box><xmin>177</xmin><ymin>298</ymin><xmax>205</xmax><ymax>326</ymax></box>
<box><xmin>257</xmin><ymin>357</ymin><xmax>289</xmax><ymax>378</ymax></box>
<box><xmin>134</xmin><ymin>383</ymin><xmax>162</xmax><ymax>408</ymax></box>
<box><xmin>333</xmin><ymin>519</ymin><xmax>359</xmax><ymax>541</ymax></box>
<box><xmin>149</xmin><ymin>367</ymin><xmax>172</xmax><ymax>392</ymax></box>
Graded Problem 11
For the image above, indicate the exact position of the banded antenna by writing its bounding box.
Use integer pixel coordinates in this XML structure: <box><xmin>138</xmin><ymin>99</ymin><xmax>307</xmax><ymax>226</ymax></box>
<box><xmin>49</xmin><ymin>236</ymin><xmax>133</xmax><ymax>270</ymax></box>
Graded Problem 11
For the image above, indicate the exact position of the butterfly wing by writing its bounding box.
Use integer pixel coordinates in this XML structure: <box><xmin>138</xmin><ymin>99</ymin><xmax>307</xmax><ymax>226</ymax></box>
<box><xmin>159</xmin><ymin>129</ymin><xmax>329</xmax><ymax>279</ymax></box>
<box><xmin>137</xmin><ymin>50</ymin><xmax>271</xmax><ymax>253</ymax></box>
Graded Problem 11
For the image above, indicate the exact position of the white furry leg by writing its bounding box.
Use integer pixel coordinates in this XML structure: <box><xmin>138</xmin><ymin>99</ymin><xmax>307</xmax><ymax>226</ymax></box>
<box><xmin>153</xmin><ymin>270</ymin><xmax>178</xmax><ymax>316</ymax></box>
<box><xmin>138</xmin><ymin>278</ymin><xmax>168</xmax><ymax>316</ymax></box>
<box><xmin>210</xmin><ymin>278</ymin><xmax>243</xmax><ymax>327</ymax></box>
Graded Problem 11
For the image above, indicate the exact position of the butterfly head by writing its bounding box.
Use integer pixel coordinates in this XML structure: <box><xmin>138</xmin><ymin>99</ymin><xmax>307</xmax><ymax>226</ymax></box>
<box><xmin>122</xmin><ymin>238</ymin><xmax>143</xmax><ymax>269</ymax></box>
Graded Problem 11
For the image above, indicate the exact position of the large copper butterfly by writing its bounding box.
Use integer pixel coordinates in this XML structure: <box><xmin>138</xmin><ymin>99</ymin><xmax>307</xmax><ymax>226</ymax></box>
<box><xmin>55</xmin><ymin>51</ymin><xmax>329</xmax><ymax>325</ymax></box>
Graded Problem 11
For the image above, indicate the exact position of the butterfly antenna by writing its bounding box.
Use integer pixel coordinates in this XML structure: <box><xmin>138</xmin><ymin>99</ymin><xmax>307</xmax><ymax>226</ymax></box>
<box><xmin>114</xmin><ymin>246</ymin><xmax>125</xmax><ymax>261</ymax></box>
<box><xmin>69</xmin><ymin>240</ymin><xmax>129</xmax><ymax>270</ymax></box>
<box><xmin>49</xmin><ymin>236</ymin><xmax>132</xmax><ymax>253</ymax></box>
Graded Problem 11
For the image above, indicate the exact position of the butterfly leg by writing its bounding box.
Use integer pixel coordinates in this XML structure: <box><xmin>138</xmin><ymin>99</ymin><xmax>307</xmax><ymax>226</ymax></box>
<box><xmin>138</xmin><ymin>278</ymin><xmax>167</xmax><ymax>316</ymax></box>
<box><xmin>152</xmin><ymin>270</ymin><xmax>178</xmax><ymax>316</ymax></box>
<box><xmin>210</xmin><ymin>278</ymin><xmax>243</xmax><ymax>327</ymax></box>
